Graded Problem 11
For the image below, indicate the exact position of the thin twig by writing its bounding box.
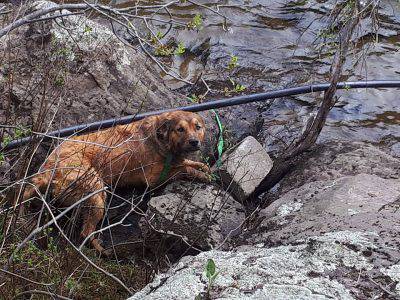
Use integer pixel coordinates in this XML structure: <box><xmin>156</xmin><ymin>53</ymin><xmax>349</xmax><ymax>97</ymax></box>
<box><xmin>12</xmin><ymin>289</ymin><xmax>72</xmax><ymax>300</ymax></box>
<box><xmin>0</xmin><ymin>268</ymin><xmax>53</xmax><ymax>286</ymax></box>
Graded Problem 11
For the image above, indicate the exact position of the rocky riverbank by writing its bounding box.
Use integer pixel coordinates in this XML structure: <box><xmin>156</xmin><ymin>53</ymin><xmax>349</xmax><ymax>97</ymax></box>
<box><xmin>1</xmin><ymin>1</ymin><xmax>399</xmax><ymax>299</ymax></box>
<box><xmin>130</xmin><ymin>141</ymin><xmax>400</xmax><ymax>299</ymax></box>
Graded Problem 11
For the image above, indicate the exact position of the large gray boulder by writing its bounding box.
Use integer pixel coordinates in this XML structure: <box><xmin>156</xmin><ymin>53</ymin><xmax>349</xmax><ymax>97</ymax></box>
<box><xmin>139</xmin><ymin>181</ymin><xmax>245</xmax><ymax>251</ymax></box>
<box><xmin>129</xmin><ymin>231</ymin><xmax>384</xmax><ymax>300</ymax></box>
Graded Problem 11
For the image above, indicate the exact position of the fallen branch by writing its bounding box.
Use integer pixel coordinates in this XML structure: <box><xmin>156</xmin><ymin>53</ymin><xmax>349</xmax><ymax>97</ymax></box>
<box><xmin>249</xmin><ymin>1</ymin><xmax>362</xmax><ymax>200</ymax></box>
<box><xmin>0</xmin><ymin>268</ymin><xmax>53</xmax><ymax>287</ymax></box>
<box><xmin>12</xmin><ymin>289</ymin><xmax>72</xmax><ymax>300</ymax></box>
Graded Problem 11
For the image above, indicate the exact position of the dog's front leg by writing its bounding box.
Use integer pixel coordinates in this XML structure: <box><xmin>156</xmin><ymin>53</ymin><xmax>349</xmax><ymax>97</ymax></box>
<box><xmin>173</xmin><ymin>165</ymin><xmax>211</xmax><ymax>183</ymax></box>
<box><xmin>182</xmin><ymin>159</ymin><xmax>211</xmax><ymax>174</ymax></box>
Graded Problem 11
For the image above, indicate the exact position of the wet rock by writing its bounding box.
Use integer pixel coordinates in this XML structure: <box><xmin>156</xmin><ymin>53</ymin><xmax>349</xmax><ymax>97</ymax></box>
<box><xmin>278</xmin><ymin>141</ymin><xmax>400</xmax><ymax>196</ymax></box>
<box><xmin>139</xmin><ymin>181</ymin><xmax>245</xmax><ymax>251</ymax></box>
<box><xmin>217</xmin><ymin>136</ymin><xmax>273</xmax><ymax>202</ymax></box>
<box><xmin>129</xmin><ymin>231</ymin><xmax>380</xmax><ymax>300</ymax></box>
<box><xmin>254</xmin><ymin>174</ymin><xmax>400</xmax><ymax>245</ymax></box>
<box><xmin>390</xmin><ymin>142</ymin><xmax>400</xmax><ymax>158</ymax></box>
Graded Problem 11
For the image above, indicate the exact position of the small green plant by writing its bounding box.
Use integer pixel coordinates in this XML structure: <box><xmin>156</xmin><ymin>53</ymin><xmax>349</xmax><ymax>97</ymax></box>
<box><xmin>234</xmin><ymin>83</ymin><xmax>245</xmax><ymax>93</ymax></box>
<box><xmin>210</xmin><ymin>173</ymin><xmax>220</xmax><ymax>182</ymax></box>
<box><xmin>224</xmin><ymin>78</ymin><xmax>246</xmax><ymax>96</ymax></box>
<box><xmin>150</xmin><ymin>31</ymin><xmax>164</xmax><ymax>45</ymax></box>
<box><xmin>1</xmin><ymin>126</ymin><xmax>31</xmax><ymax>149</ymax></box>
<box><xmin>227</xmin><ymin>54</ymin><xmax>238</xmax><ymax>70</ymax></box>
<box><xmin>188</xmin><ymin>94</ymin><xmax>204</xmax><ymax>103</ymax></box>
<box><xmin>45</xmin><ymin>228</ymin><xmax>57</xmax><ymax>252</ymax></box>
<box><xmin>1</xmin><ymin>136</ymin><xmax>11</xmax><ymax>146</ymax></box>
<box><xmin>14</xmin><ymin>126</ymin><xmax>31</xmax><ymax>138</ymax></box>
<box><xmin>175</xmin><ymin>42</ymin><xmax>186</xmax><ymax>55</ymax></box>
<box><xmin>65</xmin><ymin>277</ymin><xmax>79</xmax><ymax>292</ymax></box>
<box><xmin>54</xmin><ymin>74</ymin><xmax>65</xmax><ymax>87</ymax></box>
<box><xmin>154</xmin><ymin>44</ymin><xmax>174</xmax><ymax>56</ymax></box>
<box><xmin>205</xmin><ymin>259</ymin><xmax>219</xmax><ymax>297</ymax></box>
<box><xmin>188</xmin><ymin>14</ymin><xmax>203</xmax><ymax>30</ymax></box>
<box><xmin>84</xmin><ymin>24</ymin><xmax>92</xmax><ymax>34</ymax></box>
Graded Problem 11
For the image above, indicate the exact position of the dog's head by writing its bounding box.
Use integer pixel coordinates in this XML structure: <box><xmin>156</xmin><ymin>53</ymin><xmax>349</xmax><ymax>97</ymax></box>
<box><xmin>156</xmin><ymin>111</ymin><xmax>206</xmax><ymax>154</ymax></box>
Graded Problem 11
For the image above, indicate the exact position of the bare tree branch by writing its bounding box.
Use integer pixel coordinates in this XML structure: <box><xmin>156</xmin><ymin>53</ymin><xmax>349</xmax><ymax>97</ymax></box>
<box><xmin>249</xmin><ymin>1</ymin><xmax>362</xmax><ymax>200</ymax></box>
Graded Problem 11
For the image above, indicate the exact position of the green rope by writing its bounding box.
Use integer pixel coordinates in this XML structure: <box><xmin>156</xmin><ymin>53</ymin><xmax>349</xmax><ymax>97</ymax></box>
<box><xmin>212</xmin><ymin>109</ymin><xmax>224</xmax><ymax>167</ymax></box>
<box><xmin>158</xmin><ymin>153</ymin><xmax>173</xmax><ymax>184</ymax></box>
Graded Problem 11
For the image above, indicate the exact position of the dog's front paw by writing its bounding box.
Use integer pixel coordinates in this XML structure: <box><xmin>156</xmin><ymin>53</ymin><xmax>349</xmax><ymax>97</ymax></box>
<box><xmin>196</xmin><ymin>162</ymin><xmax>211</xmax><ymax>174</ymax></box>
<box><xmin>199</xmin><ymin>173</ymin><xmax>212</xmax><ymax>183</ymax></box>
<box><xmin>199</xmin><ymin>163</ymin><xmax>211</xmax><ymax>174</ymax></box>
<box><xmin>194</xmin><ymin>170</ymin><xmax>212</xmax><ymax>183</ymax></box>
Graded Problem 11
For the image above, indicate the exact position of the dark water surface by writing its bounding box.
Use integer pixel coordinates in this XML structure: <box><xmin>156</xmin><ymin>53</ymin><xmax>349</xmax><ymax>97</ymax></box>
<box><xmin>109</xmin><ymin>1</ymin><xmax>400</xmax><ymax>151</ymax></box>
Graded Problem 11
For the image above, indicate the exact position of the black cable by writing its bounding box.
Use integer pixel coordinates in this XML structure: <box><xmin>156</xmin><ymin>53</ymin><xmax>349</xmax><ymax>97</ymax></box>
<box><xmin>2</xmin><ymin>80</ymin><xmax>400</xmax><ymax>151</ymax></box>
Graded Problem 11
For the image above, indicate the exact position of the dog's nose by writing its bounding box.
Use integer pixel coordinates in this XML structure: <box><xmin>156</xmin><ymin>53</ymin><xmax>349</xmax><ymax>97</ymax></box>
<box><xmin>189</xmin><ymin>139</ymin><xmax>199</xmax><ymax>147</ymax></box>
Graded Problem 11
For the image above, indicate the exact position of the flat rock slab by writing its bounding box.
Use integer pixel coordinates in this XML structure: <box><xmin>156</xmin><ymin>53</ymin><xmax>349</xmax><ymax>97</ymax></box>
<box><xmin>129</xmin><ymin>231</ymin><xmax>385</xmax><ymax>300</ymax></box>
<box><xmin>256</xmin><ymin>173</ymin><xmax>400</xmax><ymax>244</ymax></box>
<box><xmin>217</xmin><ymin>136</ymin><xmax>273</xmax><ymax>202</ymax></box>
<box><xmin>278</xmin><ymin>141</ymin><xmax>400</xmax><ymax>196</ymax></box>
<box><xmin>140</xmin><ymin>181</ymin><xmax>245</xmax><ymax>251</ymax></box>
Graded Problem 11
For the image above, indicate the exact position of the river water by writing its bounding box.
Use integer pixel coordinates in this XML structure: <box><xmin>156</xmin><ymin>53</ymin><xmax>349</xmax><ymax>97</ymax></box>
<box><xmin>116</xmin><ymin>0</ymin><xmax>400</xmax><ymax>152</ymax></box>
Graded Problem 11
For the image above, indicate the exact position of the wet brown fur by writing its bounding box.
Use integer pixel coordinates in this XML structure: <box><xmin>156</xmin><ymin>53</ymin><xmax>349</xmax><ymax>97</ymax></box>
<box><xmin>21</xmin><ymin>111</ymin><xmax>210</xmax><ymax>254</ymax></box>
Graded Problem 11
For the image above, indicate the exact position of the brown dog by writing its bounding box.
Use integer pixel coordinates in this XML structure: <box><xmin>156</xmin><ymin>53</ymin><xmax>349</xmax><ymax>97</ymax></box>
<box><xmin>22</xmin><ymin>111</ymin><xmax>211</xmax><ymax>254</ymax></box>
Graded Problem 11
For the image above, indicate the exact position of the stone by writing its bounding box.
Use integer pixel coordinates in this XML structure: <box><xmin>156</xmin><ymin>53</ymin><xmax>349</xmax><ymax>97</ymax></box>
<box><xmin>129</xmin><ymin>231</ymin><xmax>380</xmax><ymax>300</ymax></box>
<box><xmin>278</xmin><ymin>141</ymin><xmax>400</xmax><ymax>197</ymax></box>
<box><xmin>381</xmin><ymin>264</ymin><xmax>400</xmax><ymax>294</ymax></box>
<box><xmin>241</xmin><ymin>173</ymin><xmax>400</xmax><ymax>296</ymax></box>
<box><xmin>139</xmin><ymin>181</ymin><xmax>245</xmax><ymax>251</ymax></box>
<box><xmin>254</xmin><ymin>174</ymin><xmax>400</xmax><ymax>245</ymax></box>
<box><xmin>217</xmin><ymin>136</ymin><xmax>273</xmax><ymax>202</ymax></box>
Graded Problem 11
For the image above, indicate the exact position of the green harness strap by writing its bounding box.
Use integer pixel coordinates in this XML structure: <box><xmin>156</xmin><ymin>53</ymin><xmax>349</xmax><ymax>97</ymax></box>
<box><xmin>158</xmin><ymin>153</ymin><xmax>173</xmax><ymax>184</ymax></box>
<box><xmin>212</xmin><ymin>109</ymin><xmax>224</xmax><ymax>167</ymax></box>
<box><xmin>158</xmin><ymin>110</ymin><xmax>224</xmax><ymax>183</ymax></box>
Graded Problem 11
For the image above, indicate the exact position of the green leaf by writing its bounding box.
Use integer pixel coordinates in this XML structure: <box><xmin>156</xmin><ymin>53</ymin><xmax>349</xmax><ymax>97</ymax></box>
<box><xmin>227</xmin><ymin>54</ymin><xmax>238</xmax><ymax>70</ymax></box>
<box><xmin>175</xmin><ymin>42</ymin><xmax>186</xmax><ymax>55</ymax></box>
<box><xmin>206</xmin><ymin>258</ymin><xmax>216</xmax><ymax>279</ymax></box>
<box><xmin>188</xmin><ymin>14</ymin><xmax>203</xmax><ymax>30</ymax></box>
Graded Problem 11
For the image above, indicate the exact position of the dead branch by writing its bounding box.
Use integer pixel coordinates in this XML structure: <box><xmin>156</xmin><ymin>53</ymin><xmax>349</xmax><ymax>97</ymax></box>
<box><xmin>249</xmin><ymin>1</ymin><xmax>362</xmax><ymax>200</ymax></box>
<box><xmin>0</xmin><ymin>3</ymin><xmax>91</xmax><ymax>39</ymax></box>
<box><xmin>12</xmin><ymin>289</ymin><xmax>72</xmax><ymax>300</ymax></box>
<box><xmin>0</xmin><ymin>268</ymin><xmax>53</xmax><ymax>287</ymax></box>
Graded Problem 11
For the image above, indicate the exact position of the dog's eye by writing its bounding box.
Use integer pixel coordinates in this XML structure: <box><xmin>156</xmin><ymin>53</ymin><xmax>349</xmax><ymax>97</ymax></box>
<box><xmin>195</xmin><ymin>124</ymin><xmax>202</xmax><ymax>130</ymax></box>
<box><xmin>177</xmin><ymin>127</ymin><xmax>185</xmax><ymax>132</ymax></box>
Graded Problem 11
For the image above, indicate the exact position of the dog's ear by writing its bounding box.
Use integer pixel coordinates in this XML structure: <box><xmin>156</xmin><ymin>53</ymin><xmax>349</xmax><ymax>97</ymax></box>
<box><xmin>156</xmin><ymin>116</ymin><xmax>173</xmax><ymax>142</ymax></box>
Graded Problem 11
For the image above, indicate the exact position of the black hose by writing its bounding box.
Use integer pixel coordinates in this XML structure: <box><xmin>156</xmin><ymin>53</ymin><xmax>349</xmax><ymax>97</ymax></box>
<box><xmin>2</xmin><ymin>80</ymin><xmax>400</xmax><ymax>151</ymax></box>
